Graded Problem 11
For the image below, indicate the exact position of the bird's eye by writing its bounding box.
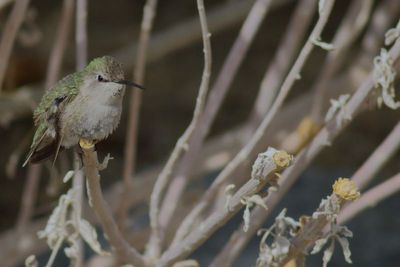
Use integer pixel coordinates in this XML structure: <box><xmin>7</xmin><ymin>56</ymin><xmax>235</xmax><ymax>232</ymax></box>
<box><xmin>97</xmin><ymin>75</ymin><xmax>104</xmax><ymax>82</ymax></box>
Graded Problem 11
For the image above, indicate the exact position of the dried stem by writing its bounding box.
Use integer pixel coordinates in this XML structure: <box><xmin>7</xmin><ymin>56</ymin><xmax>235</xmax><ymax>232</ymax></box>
<box><xmin>119</xmin><ymin>0</ymin><xmax>158</xmax><ymax>236</ymax></box>
<box><xmin>211</xmin><ymin>37</ymin><xmax>400</xmax><ymax>267</ymax></box>
<box><xmin>81</xmin><ymin>146</ymin><xmax>145</xmax><ymax>266</ymax></box>
<box><xmin>352</xmin><ymin>120</ymin><xmax>400</xmax><ymax>190</ymax></box>
<box><xmin>0</xmin><ymin>0</ymin><xmax>14</xmax><ymax>10</ymax></box>
<box><xmin>16</xmin><ymin>164</ymin><xmax>41</xmax><ymax>233</ymax></box>
<box><xmin>146</xmin><ymin>0</ymin><xmax>212</xmax><ymax>259</ymax></box>
<box><xmin>250</xmin><ymin>0</ymin><xmax>317</xmax><ymax>127</ymax></box>
<box><xmin>159</xmin><ymin>0</ymin><xmax>274</xmax><ymax>241</ymax></box>
<box><xmin>73</xmin><ymin>0</ymin><xmax>88</xmax><ymax>264</ymax></box>
<box><xmin>75</xmin><ymin>0</ymin><xmax>87</xmax><ymax>70</ymax></box>
<box><xmin>16</xmin><ymin>0</ymin><xmax>75</xmax><ymax>238</ymax></box>
<box><xmin>45</xmin><ymin>0</ymin><xmax>75</xmax><ymax>89</ymax></box>
<box><xmin>339</xmin><ymin>172</ymin><xmax>400</xmax><ymax>224</ymax></box>
<box><xmin>172</xmin><ymin>0</ymin><xmax>336</xmax><ymax>245</ymax></box>
<box><xmin>0</xmin><ymin>0</ymin><xmax>31</xmax><ymax>92</ymax></box>
<box><xmin>158</xmin><ymin>148</ymin><xmax>290</xmax><ymax>267</ymax></box>
<box><xmin>309</xmin><ymin>0</ymin><xmax>373</xmax><ymax>122</ymax></box>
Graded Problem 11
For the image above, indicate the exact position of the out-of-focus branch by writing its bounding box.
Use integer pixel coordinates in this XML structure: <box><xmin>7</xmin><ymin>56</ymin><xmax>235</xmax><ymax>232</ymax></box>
<box><xmin>250</xmin><ymin>0</ymin><xmax>317</xmax><ymax>127</ymax></box>
<box><xmin>75</xmin><ymin>0</ymin><xmax>87</xmax><ymax>70</ymax></box>
<box><xmin>119</xmin><ymin>0</ymin><xmax>158</xmax><ymax>238</ymax></box>
<box><xmin>339</xmin><ymin>172</ymin><xmax>400</xmax><ymax>223</ymax></box>
<box><xmin>74</xmin><ymin>0</ymin><xmax>88</xmax><ymax>265</ymax></box>
<box><xmin>0</xmin><ymin>0</ymin><xmax>31</xmax><ymax>92</ymax></box>
<box><xmin>172</xmin><ymin>0</ymin><xmax>336</xmax><ymax>245</ymax></box>
<box><xmin>352</xmin><ymin>120</ymin><xmax>400</xmax><ymax>190</ymax></box>
<box><xmin>81</xmin><ymin>145</ymin><xmax>145</xmax><ymax>267</ymax></box>
<box><xmin>159</xmin><ymin>0</ymin><xmax>274</xmax><ymax>242</ymax></box>
<box><xmin>0</xmin><ymin>0</ymin><xmax>14</xmax><ymax>10</ymax></box>
<box><xmin>146</xmin><ymin>0</ymin><xmax>212</xmax><ymax>260</ymax></box>
<box><xmin>15</xmin><ymin>165</ymin><xmax>41</xmax><ymax>234</ymax></box>
<box><xmin>112</xmin><ymin>0</ymin><xmax>293</xmax><ymax>67</ymax></box>
<box><xmin>15</xmin><ymin>0</ymin><xmax>75</xmax><ymax>246</ymax></box>
<box><xmin>45</xmin><ymin>0</ymin><xmax>74</xmax><ymax>89</ymax></box>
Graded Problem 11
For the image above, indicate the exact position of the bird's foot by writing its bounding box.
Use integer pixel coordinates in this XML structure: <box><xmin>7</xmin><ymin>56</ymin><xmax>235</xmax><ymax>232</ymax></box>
<box><xmin>79</xmin><ymin>138</ymin><xmax>96</xmax><ymax>149</ymax></box>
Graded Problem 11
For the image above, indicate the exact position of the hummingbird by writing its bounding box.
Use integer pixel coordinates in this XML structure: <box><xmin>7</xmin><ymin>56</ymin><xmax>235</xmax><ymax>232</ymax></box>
<box><xmin>23</xmin><ymin>56</ymin><xmax>144</xmax><ymax>167</ymax></box>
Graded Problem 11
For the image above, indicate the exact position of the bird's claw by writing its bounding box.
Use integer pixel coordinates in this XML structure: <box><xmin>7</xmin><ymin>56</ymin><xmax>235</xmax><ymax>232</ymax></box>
<box><xmin>79</xmin><ymin>138</ymin><xmax>95</xmax><ymax>149</ymax></box>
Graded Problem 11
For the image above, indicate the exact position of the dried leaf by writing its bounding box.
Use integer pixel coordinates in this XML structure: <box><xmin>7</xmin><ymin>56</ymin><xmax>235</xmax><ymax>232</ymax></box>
<box><xmin>63</xmin><ymin>170</ymin><xmax>75</xmax><ymax>183</ymax></box>
<box><xmin>79</xmin><ymin>219</ymin><xmax>109</xmax><ymax>256</ymax></box>
<box><xmin>336</xmin><ymin>236</ymin><xmax>352</xmax><ymax>264</ymax></box>
<box><xmin>322</xmin><ymin>240</ymin><xmax>335</xmax><ymax>267</ymax></box>
<box><xmin>243</xmin><ymin>205</ymin><xmax>251</xmax><ymax>232</ymax></box>
<box><xmin>312</xmin><ymin>38</ymin><xmax>334</xmax><ymax>51</ymax></box>
<box><xmin>311</xmin><ymin>237</ymin><xmax>329</xmax><ymax>254</ymax></box>
<box><xmin>25</xmin><ymin>255</ymin><xmax>38</xmax><ymax>267</ymax></box>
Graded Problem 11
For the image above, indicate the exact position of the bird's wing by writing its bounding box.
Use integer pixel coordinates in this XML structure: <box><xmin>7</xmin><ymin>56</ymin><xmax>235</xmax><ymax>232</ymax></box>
<box><xmin>23</xmin><ymin>73</ymin><xmax>82</xmax><ymax>166</ymax></box>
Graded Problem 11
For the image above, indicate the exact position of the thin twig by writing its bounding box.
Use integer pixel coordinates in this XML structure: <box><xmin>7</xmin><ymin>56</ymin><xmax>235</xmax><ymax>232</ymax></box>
<box><xmin>352</xmin><ymin>120</ymin><xmax>400</xmax><ymax>190</ymax></box>
<box><xmin>15</xmin><ymin>0</ymin><xmax>75</xmax><ymax>237</ymax></box>
<box><xmin>75</xmin><ymin>0</ymin><xmax>87</xmax><ymax>70</ymax></box>
<box><xmin>158</xmin><ymin>0</ymin><xmax>274</xmax><ymax>241</ymax></box>
<box><xmin>250</xmin><ymin>0</ymin><xmax>318</xmax><ymax>127</ymax></box>
<box><xmin>172</xmin><ymin>0</ymin><xmax>336</xmax><ymax>245</ymax></box>
<box><xmin>16</xmin><ymin>164</ymin><xmax>41</xmax><ymax>234</ymax></box>
<box><xmin>113</xmin><ymin>0</ymin><xmax>294</xmax><ymax>67</ymax></box>
<box><xmin>210</xmin><ymin>36</ymin><xmax>400</xmax><ymax>267</ymax></box>
<box><xmin>0</xmin><ymin>0</ymin><xmax>31</xmax><ymax>92</ymax></box>
<box><xmin>158</xmin><ymin>148</ymin><xmax>291</xmax><ymax>267</ymax></box>
<box><xmin>0</xmin><ymin>0</ymin><xmax>14</xmax><ymax>10</ymax></box>
<box><xmin>74</xmin><ymin>0</ymin><xmax>88</xmax><ymax>265</ymax></box>
<box><xmin>119</xmin><ymin>0</ymin><xmax>158</xmax><ymax>238</ymax></box>
<box><xmin>339</xmin><ymin>172</ymin><xmax>400</xmax><ymax>223</ymax></box>
<box><xmin>309</xmin><ymin>0</ymin><xmax>373</xmax><ymax>122</ymax></box>
<box><xmin>81</xmin><ymin>146</ymin><xmax>145</xmax><ymax>266</ymax></box>
<box><xmin>146</xmin><ymin>0</ymin><xmax>212</xmax><ymax>259</ymax></box>
<box><xmin>45</xmin><ymin>0</ymin><xmax>75</xmax><ymax>89</ymax></box>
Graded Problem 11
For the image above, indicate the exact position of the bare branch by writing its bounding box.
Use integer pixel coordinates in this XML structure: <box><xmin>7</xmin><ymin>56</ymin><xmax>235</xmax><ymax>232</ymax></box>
<box><xmin>0</xmin><ymin>0</ymin><xmax>31</xmax><ymax>92</ymax></box>
<box><xmin>158</xmin><ymin>0</ymin><xmax>274</xmax><ymax>242</ymax></box>
<box><xmin>211</xmin><ymin>36</ymin><xmax>400</xmax><ymax>267</ymax></box>
<box><xmin>146</xmin><ymin>0</ymin><xmax>212</xmax><ymax>259</ymax></box>
<box><xmin>250</xmin><ymin>0</ymin><xmax>318</xmax><ymax>126</ymax></box>
<box><xmin>81</xmin><ymin>146</ymin><xmax>145</xmax><ymax>266</ymax></box>
<box><xmin>119</xmin><ymin>0</ymin><xmax>158</xmax><ymax>238</ymax></box>
<box><xmin>45</xmin><ymin>0</ymin><xmax>75</xmax><ymax>89</ymax></box>
<box><xmin>339</xmin><ymin>172</ymin><xmax>400</xmax><ymax>224</ymax></box>
<box><xmin>352</xmin><ymin>120</ymin><xmax>400</xmax><ymax>190</ymax></box>
<box><xmin>158</xmin><ymin>148</ymin><xmax>292</xmax><ymax>267</ymax></box>
<box><xmin>172</xmin><ymin>0</ymin><xmax>336</xmax><ymax>245</ymax></box>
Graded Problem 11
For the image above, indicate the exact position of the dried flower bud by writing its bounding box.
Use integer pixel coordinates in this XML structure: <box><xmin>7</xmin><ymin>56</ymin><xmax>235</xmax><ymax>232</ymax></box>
<box><xmin>332</xmin><ymin>178</ymin><xmax>360</xmax><ymax>201</ymax></box>
<box><xmin>273</xmin><ymin>151</ymin><xmax>293</xmax><ymax>170</ymax></box>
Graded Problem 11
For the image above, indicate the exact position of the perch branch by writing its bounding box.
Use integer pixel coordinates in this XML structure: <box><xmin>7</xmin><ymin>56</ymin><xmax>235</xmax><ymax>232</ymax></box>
<box><xmin>81</xmin><ymin>146</ymin><xmax>145</xmax><ymax>266</ymax></box>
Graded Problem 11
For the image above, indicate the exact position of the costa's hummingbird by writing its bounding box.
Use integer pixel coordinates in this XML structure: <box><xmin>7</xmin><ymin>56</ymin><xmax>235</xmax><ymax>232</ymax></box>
<box><xmin>23</xmin><ymin>56</ymin><xmax>143</xmax><ymax>166</ymax></box>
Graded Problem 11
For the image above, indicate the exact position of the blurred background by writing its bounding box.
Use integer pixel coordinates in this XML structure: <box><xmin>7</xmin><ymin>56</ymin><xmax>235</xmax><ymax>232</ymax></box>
<box><xmin>0</xmin><ymin>0</ymin><xmax>399</xmax><ymax>266</ymax></box>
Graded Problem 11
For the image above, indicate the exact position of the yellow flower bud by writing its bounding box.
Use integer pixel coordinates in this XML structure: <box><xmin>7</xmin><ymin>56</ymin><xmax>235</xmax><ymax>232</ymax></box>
<box><xmin>332</xmin><ymin>178</ymin><xmax>360</xmax><ymax>201</ymax></box>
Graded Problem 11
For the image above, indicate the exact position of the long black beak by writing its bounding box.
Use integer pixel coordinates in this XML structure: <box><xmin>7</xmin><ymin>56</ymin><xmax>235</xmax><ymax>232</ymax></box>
<box><xmin>114</xmin><ymin>80</ymin><xmax>145</xmax><ymax>90</ymax></box>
